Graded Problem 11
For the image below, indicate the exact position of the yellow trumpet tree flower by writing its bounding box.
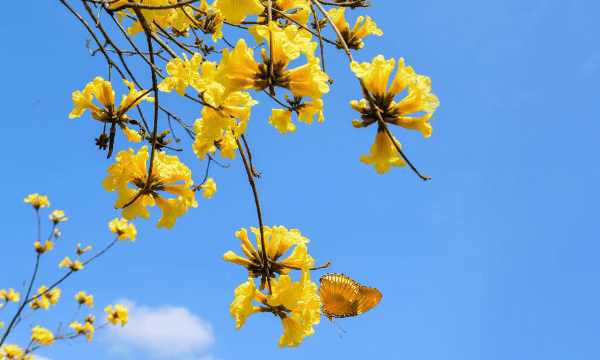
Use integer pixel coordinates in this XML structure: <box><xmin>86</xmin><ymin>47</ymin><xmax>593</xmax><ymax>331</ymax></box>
<box><xmin>75</xmin><ymin>291</ymin><xmax>94</xmax><ymax>307</ymax></box>
<box><xmin>0</xmin><ymin>289</ymin><xmax>20</xmax><ymax>302</ymax></box>
<box><xmin>70</xmin><ymin>77</ymin><xmax>154</xmax><ymax>157</ymax></box>
<box><xmin>31</xmin><ymin>326</ymin><xmax>55</xmax><ymax>346</ymax></box>
<box><xmin>108</xmin><ymin>218</ymin><xmax>137</xmax><ymax>241</ymax></box>
<box><xmin>229</xmin><ymin>266</ymin><xmax>320</xmax><ymax>348</ymax></box>
<box><xmin>23</xmin><ymin>193</ymin><xmax>50</xmax><ymax>209</ymax></box>
<box><xmin>224</xmin><ymin>226</ymin><xmax>313</xmax><ymax>289</ymax></box>
<box><xmin>350</xmin><ymin>55</ymin><xmax>439</xmax><ymax>173</ymax></box>
<box><xmin>328</xmin><ymin>7</ymin><xmax>383</xmax><ymax>50</ymax></box>
<box><xmin>102</xmin><ymin>145</ymin><xmax>197</xmax><ymax>229</ymax></box>
<box><xmin>105</xmin><ymin>304</ymin><xmax>129</xmax><ymax>327</ymax></box>
<box><xmin>212</xmin><ymin>0</ymin><xmax>264</xmax><ymax>25</ymax></box>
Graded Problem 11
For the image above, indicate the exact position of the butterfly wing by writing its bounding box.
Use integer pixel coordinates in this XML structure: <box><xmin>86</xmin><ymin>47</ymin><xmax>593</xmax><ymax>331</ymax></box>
<box><xmin>319</xmin><ymin>273</ymin><xmax>381</xmax><ymax>319</ymax></box>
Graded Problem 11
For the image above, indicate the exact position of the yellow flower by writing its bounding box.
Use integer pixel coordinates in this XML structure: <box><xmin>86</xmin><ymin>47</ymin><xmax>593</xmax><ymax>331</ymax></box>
<box><xmin>34</xmin><ymin>240</ymin><xmax>54</xmax><ymax>254</ymax></box>
<box><xmin>257</xmin><ymin>0</ymin><xmax>310</xmax><ymax>26</ymax></box>
<box><xmin>70</xmin><ymin>77</ymin><xmax>154</xmax><ymax>147</ymax></box>
<box><xmin>218</xmin><ymin>26</ymin><xmax>328</xmax><ymax>102</ymax></box>
<box><xmin>229</xmin><ymin>267</ymin><xmax>320</xmax><ymax>347</ymax></box>
<box><xmin>276</xmin><ymin>267</ymin><xmax>320</xmax><ymax>347</ymax></box>
<box><xmin>70</xmin><ymin>320</ymin><xmax>95</xmax><ymax>342</ymax></box>
<box><xmin>75</xmin><ymin>291</ymin><xmax>94</xmax><ymax>307</ymax></box>
<box><xmin>0</xmin><ymin>288</ymin><xmax>20</xmax><ymax>302</ymax></box>
<box><xmin>76</xmin><ymin>244</ymin><xmax>92</xmax><ymax>255</ymax></box>
<box><xmin>115</xmin><ymin>0</ymin><xmax>173</xmax><ymax>36</ymax></box>
<box><xmin>0</xmin><ymin>344</ymin><xmax>24</xmax><ymax>359</ymax></box>
<box><xmin>54</xmin><ymin>228</ymin><xmax>61</xmax><ymax>238</ymax></box>
<box><xmin>328</xmin><ymin>7</ymin><xmax>382</xmax><ymax>50</ymax></box>
<box><xmin>0</xmin><ymin>322</ymin><xmax>3</xmax><ymax>328</ymax></box>
<box><xmin>102</xmin><ymin>146</ymin><xmax>195</xmax><ymax>229</ymax></box>
<box><xmin>223</xmin><ymin>226</ymin><xmax>313</xmax><ymax>289</ymax></box>
<box><xmin>29</xmin><ymin>292</ymin><xmax>51</xmax><ymax>310</ymax></box>
<box><xmin>193</xmin><ymin>1</ymin><xmax>225</xmax><ymax>42</ymax></box>
<box><xmin>192</xmin><ymin>91</ymin><xmax>257</xmax><ymax>160</ymax></box>
<box><xmin>267</xmin><ymin>275</ymin><xmax>302</xmax><ymax>310</ymax></box>
<box><xmin>108</xmin><ymin>218</ymin><xmax>137</xmax><ymax>241</ymax></box>
<box><xmin>230</xmin><ymin>278</ymin><xmax>258</xmax><ymax>330</ymax></box>
<box><xmin>23</xmin><ymin>193</ymin><xmax>50</xmax><ymax>209</ymax></box>
<box><xmin>158</xmin><ymin>53</ymin><xmax>203</xmax><ymax>96</ymax></box>
<box><xmin>200</xmin><ymin>178</ymin><xmax>217</xmax><ymax>198</ymax></box>
<box><xmin>49</xmin><ymin>210</ymin><xmax>68</xmax><ymax>224</ymax></box>
<box><xmin>278</xmin><ymin>315</ymin><xmax>303</xmax><ymax>347</ymax></box>
<box><xmin>105</xmin><ymin>304</ymin><xmax>129</xmax><ymax>327</ymax></box>
<box><xmin>212</xmin><ymin>0</ymin><xmax>264</xmax><ymax>25</ymax></box>
<box><xmin>359</xmin><ymin>129</ymin><xmax>406</xmax><ymax>174</ymax></box>
<box><xmin>350</xmin><ymin>56</ymin><xmax>439</xmax><ymax>137</ymax></box>
<box><xmin>59</xmin><ymin>257</ymin><xmax>83</xmax><ymax>271</ymax></box>
<box><xmin>269</xmin><ymin>98</ymin><xmax>324</xmax><ymax>134</ymax></box>
<box><xmin>31</xmin><ymin>325</ymin><xmax>55</xmax><ymax>346</ymax></box>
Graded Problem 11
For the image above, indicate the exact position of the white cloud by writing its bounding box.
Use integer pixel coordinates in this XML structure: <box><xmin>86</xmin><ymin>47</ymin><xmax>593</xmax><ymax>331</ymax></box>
<box><xmin>106</xmin><ymin>299</ymin><xmax>215</xmax><ymax>358</ymax></box>
<box><xmin>580</xmin><ymin>53</ymin><xmax>600</xmax><ymax>73</ymax></box>
<box><xmin>32</xmin><ymin>356</ymin><xmax>53</xmax><ymax>360</ymax></box>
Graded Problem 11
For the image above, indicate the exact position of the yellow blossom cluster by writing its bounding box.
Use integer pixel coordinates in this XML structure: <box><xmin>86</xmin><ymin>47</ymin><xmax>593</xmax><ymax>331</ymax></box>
<box><xmin>102</xmin><ymin>145</ymin><xmax>199</xmax><ymax>229</ymax></box>
<box><xmin>111</xmin><ymin>0</ymin><xmax>225</xmax><ymax>40</ymax></box>
<box><xmin>109</xmin><ymin>218</ymin><xmax>138</xmax><ymax>241</ymax></box>
<box><xmin>69</xmin><ymin>314</ymin><xmax>96</xmax><ymax>343</ymax></box>
<box><xmin>350</xmin><ymin>56</ymin><xmax>440</xmax><ymax>174</ymax></box>
<box><xmin>30</xmin><ymin>286</ymin><xmax>61</xmax><ymax>311</ymax></box>
<box><xmin>105</xmin><ymin>304</ymin><xmax>129</xmax><ymax>327</ymax></box>
<box><xmin>224</xmin><ymin>226</ymin><xmax>319</xmax><ymax>347</ymax></box>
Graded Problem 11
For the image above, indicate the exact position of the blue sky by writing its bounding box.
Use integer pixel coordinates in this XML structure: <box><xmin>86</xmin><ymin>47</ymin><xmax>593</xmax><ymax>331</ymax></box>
<box><xmin>1</xmin><ymin>0</ymin><xmax>599</xmax><ymax>359</ymax></box>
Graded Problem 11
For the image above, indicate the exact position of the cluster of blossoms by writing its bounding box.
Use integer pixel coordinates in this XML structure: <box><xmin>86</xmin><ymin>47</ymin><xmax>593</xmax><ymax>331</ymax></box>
<box><xmin>59</xmin><ymin>0</ymin><xmax>441</xmax><ymax>350</ymax></box>
<box><xmin>224</xmin><ymin>226</ymin><xmax>320</xmax><ymax>347</ymax></box>
<box><xmin>351</xmin><ymin>56</ymin><xmax>440</xmax><ymax>174</ymax></box>
<box><xmin>0</xmin><ymin>195</ymin><xmax>132</xmax><ymax>358</ymax></box>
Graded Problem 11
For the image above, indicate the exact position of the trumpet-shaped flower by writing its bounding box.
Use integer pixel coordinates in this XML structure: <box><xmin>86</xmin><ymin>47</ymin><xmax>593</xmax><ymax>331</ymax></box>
<box><xmin>328</xmin><ymin>7</ymin><xmax>382</xmax><ymax>50</ymax></box>
<box><xmin>75</xmin><ymin>291</ymin><xmax>94</xmax><ymax>307</ymax></box>
<box><xmin>199</xmin><ymin>178</ymin><xmax>217</xmax><ymax>198</ymax></box>
<box><xmin>158</xmin><ymin>53</ymin><xmax>203</xmax><ymax>96</ymax></box>
<box><xmin>229</xmin><ymin>267</ymin><xmax>320</xmax><ymax>347</ymax></box>
<box><xmin>30</xmin><ymin>286</ymin><xmax>60</xmax><ymax>310</ymax></box>
<box><xmin>31</xmin><ymin>326</ymin><xmax>55</xmax><ymax>346</ymax></box>
<box><xmin>105</xmin><ymin>304</ymin><xmax>129</xmax><ymax>327</ymax></box>
<box><xmin>269</xmin><ymin>97</ymin><xmax>324</xmax><ymax>134</ymax></box>
<box><xmin>223</xmin><ymin>226</ymin><xmax>313</xmax><ymax>289</ymax></box>
<box><xmin>70</xmin><ymin>78</ymin><xmax>154</xmax><ymax>153</ymax></box>
<box><xmin>192</xmin><ymin>91</ymin><xmax>257</xmax><ymax>160</ymax></box>
<box><xmin>212</xmin><ymin>0</ymin><xmax>264</xmax><ymax>25</ymax></box>
<box><xmin>193</xmin><ymin>1</ymin><xmax>225</xmax><ymax>42</ymax></box>
<box><xmin>108</xmin><ymin>218</ymin><xmax>137</xmax><ymax>241</ymax></box>
<box><xmin>102</xmin><ymin>146</ymin><xmax>196</xmax><ymax>229</ymax></box>
<box><xmin>350</xmin><ymin>56</ymin><xmax>439</xmax><ymax>173</ymax></box>
<box><xmin>49</xmin><ymin>210</ymin><xmax>68</xmax><ymax>224</ymax></box>
<box><xmin>23</xmin><ymin>193</ymin><xmax>50</xmax><ymax>209</ymax></box>
<box><xmin>218</xmin><ymin>27</ymin><xmax>328</xmax><ymax>102</ymax></box>
<box><xmin>230</xmin><ymin>278</ymin><xmax>258</xmax><ymax>330</ymax></box>
<box><xmin>70</xmin><ymin>320</ymin><xmax>95</xmax><ymax>342</ymax></box>
<box><xmin>257</xmin><ymin>0</ymin><xmax>310</xmax><ymax>26</ymax></box>
<box><xmin>0</xmin><ymin>289</ymin><xmax>20</xmax><ymax>302</ymax></box>
<box><xmin>0</xmin><ymin>344</ymin><xmax>28</xmax><ymax>359</ymax></box>
<box><xmin>34</xmin><ymin>240</ymin><xmax>54</xmax><ymax>254</ymax></box>
<box><xmin>359</xmin><ymin>129</ymin><xmax>406</xmax><ymax>174</ymax></box>
<box><xmin>111</xmin><ymin>0</ymin><xmax>173</xmax><ymax>35</ymax></box>
<box><xmin>59</xmin><ymin>256</ymin><xmax>84</xmax><ymax>271</ymax></box>
<box><xmin>350</xmin><ymin>56</ymin><xmax>439</xmax><ymax>137</ymax></box>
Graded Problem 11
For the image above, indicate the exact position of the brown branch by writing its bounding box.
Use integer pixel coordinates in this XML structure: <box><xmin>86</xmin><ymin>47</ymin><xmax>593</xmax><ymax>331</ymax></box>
<box><xmin>236</xmin><ymin>137</ymin><xmax>272</xmax><ymax>294</ymax></box>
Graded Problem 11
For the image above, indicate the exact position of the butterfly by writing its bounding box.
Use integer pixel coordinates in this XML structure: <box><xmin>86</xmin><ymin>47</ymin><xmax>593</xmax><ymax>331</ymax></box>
<box><xmin>319</xmin><ymin>273</ymin><xmax>382</xmax><ymax>321</ymax></box>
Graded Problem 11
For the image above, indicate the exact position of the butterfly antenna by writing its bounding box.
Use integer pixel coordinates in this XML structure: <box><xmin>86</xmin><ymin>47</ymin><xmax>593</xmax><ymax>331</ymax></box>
<box><xmin>332</xmin><ymin>319</ymin><xmax>346</xmax><ymax>338</ymax></box>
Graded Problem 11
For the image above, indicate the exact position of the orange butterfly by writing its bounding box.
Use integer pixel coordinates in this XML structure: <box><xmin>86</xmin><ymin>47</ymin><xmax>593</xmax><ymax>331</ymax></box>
<box><xmin>319</xmin><ymin>273</ymin><xmax>382</xmax><ymax>321</ymax></box>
